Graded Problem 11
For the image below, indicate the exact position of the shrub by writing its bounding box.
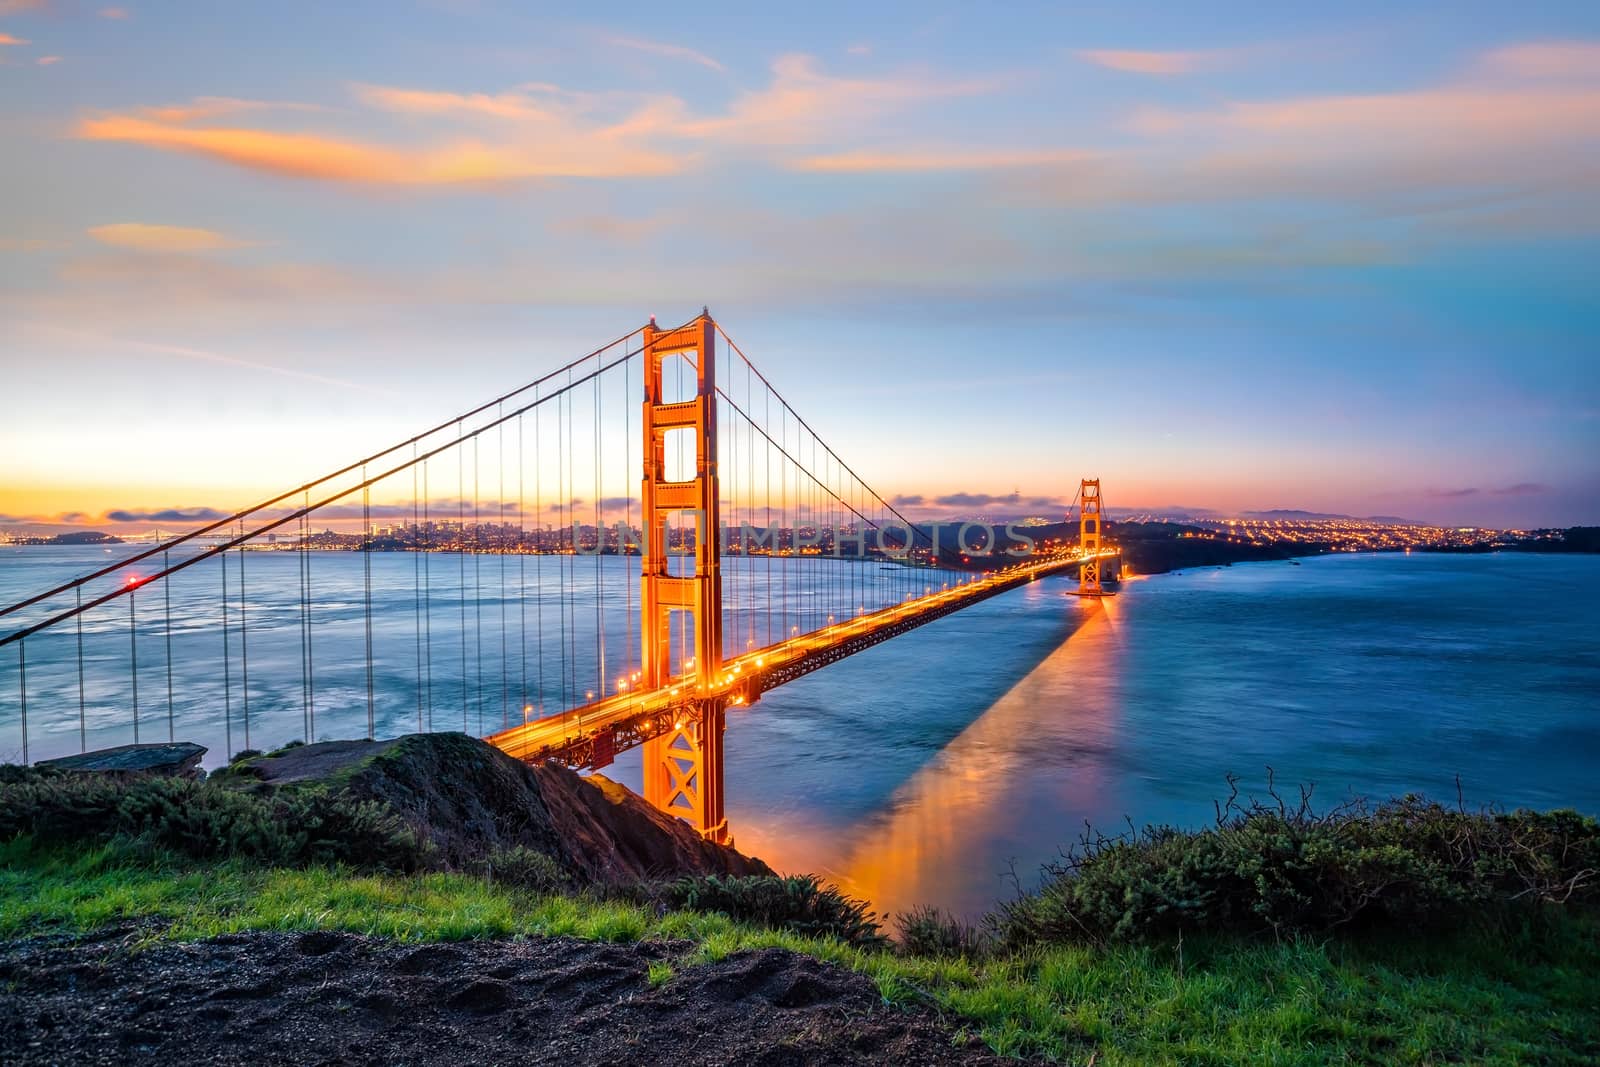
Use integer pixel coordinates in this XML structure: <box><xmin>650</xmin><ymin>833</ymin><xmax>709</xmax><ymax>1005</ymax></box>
<box><xmin>0</xmin><ymin>770</ymin><xmax>427</xmax><ymax>871</ymax></box>
<box><xmin>993</xmin><ymin>776</ymin><xmax>1600</xmax><ymax>948</ymax></box>
<box><xmin>470</xmin><ymin>846</ymin><xmax>570</xmax><ymax>894</ymax></box>
<box><xmin>661</xmin><ymin>874</ymin><xmax>886</xmax><ymax>947</ymax></box>
<box><xmin>896</xmin><ymin>905</ymin><xmax>988</xmax><ymax>958</ymax></box>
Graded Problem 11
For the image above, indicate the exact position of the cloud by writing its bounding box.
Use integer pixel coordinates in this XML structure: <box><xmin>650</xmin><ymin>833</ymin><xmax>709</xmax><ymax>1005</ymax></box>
<box><xmin>1076</xmin><ymin>49</ymin><xmax>1220</xmax><ymax>75</ymax></box>
<box><xmin>984</xmin><ymin>39</ymin><xmax>1600</xmax><ymax>237</ymax></box>
<box><xmin>548</xmin><ymin>214</ymin><xmax>667</xmax><ymax>242</ymax></box>
<box><xmin>105</xmin><ymin>507</ymin><xmax>231</xmax><ymax>523</ymax></box>
<box><xmin>87</xmin><ymin>223</ymin><xmax>247</xmax><ymax>252</ymax></box>
<box><xmin>99</xmin><ymin>6</ymin><xmax>129</xmax><ymax>17</ymax></box>
<box><xmin>683</xmin><ymin>54</ymin><xmax>1002</xmax><ymax>145</ymax></box>
<box><xmin>605</xmin><ymin>35</ymin><xmax>724</xmax><ymax>72</ymax></box>
<box><xmin>0</xmin><ymin>236</ymin><xmax>59</xmax><ymax>251</ymax></box>
<box><xmin>0</xmin><ymin>1</ymin><xmax>45</xmax><ymax>13</ymax></box>
<box><xmin>1130</xmin><ymin>86</ymin><xmax>1600</xmax><ymax>145</ymax></box>
<box><xmin>935</xmin><ymin>491</ymin><xmax>1020</xmax><ymax>508</ymax></box>
<box><xmin>22</xmin><ymin>321</ymin><xmax>399</xmax><ymax>395</ymax></box>
<box><xmin>1491</xmin><ymin>482</ymin><xmax>1548</xmax><ymax>496</ymax></box>
<box><xmin>137</xmin><ymin>97</ymin><xmax>321</xmax><ymax>123</ymax></box>
<box><xmin>353</xmin><ymin>84</ymin><xmax>553</xmax><ymax>121</ymax></box>
<box><xmin>1427</xmin><ymin>488</ymin><xmax>1480</xmax><ymax>499</ymax></box>
<box><xmin>36</xmin><ymin>54</ymin><xmax>59</xmax><ymax>65</ymax></box>
<box><xmin>0</xmin><ymin>32</ymin><xmax>28</xmax><ymax>45</ymax></box>
<box><xmin>80</xmin><ymin>95</ymin><xmax>683</xmax><ymax>182</ymax></box>
<box><xmin>891</xmin><ymin>494</ymin><xmax>924</xmax><ymax>507</ymax></box>
<box><xmin>793</xmin><ymin>147</ymin><xmax>1095</xmax><ymax>172</ymax></box>
<box><xmin>79</xmin><ymin>57</ymin><xmax>1003</xmax><ymax>184</ymax></box>
<box><xmin>1480</xmin><ymin>41</ymin><xmax>1600</xmax><ymax>80</ymax></box>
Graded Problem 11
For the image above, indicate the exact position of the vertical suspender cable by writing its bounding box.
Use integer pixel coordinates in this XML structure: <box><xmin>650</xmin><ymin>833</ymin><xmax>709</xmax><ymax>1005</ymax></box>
<box><xmin>363</xmin><ymin>470</ymin><xmax>375</xmax><ymax>740</ymax></box>
<box><xmin>75</xmin><ymin>587</ymin><xmax>86</xmax><ymax>753</ymax></box>
<box><xmin>413</xmin><ymin>447</ymin><xmax>424</xmax><ymax>733</ymax></box>
<box><xmin>18</xmin><ymin>640</ymin><xmax>28</xmax><ymax>766</ymax></box>
<box><xmin>423</xmin><ymin>458</ymin><xmax>434</xmax><ymax>729</ymax></box>
<box><xmin>499</xmin><ymin>411</ymin><xmax>509</xmax><ymax>727</ymax></box>
<box><xmin>557</xmin><ymin>390</ymin><xmax>568</xmax><ymax>706</ymax></box>
<box><xmin>220</xmin><ymin>552</ymin><xmax>233</xmax><ymax>758</ymax></box>
<box><xmin>518</xmin><ymin>413</ymin><xmax>528</xmax><ymax>719</ymax></box>
<box><xmin>458</xmin><ymin>420</ymin><xmax>468</xmax><ymax>731</ymax></box>
<box><xmin>128</xmin><ymin>584</ymin><xmax>139</xmax><ymax>744</ymax></box>
<box><xmin>594</xmin><ymin>371</ymin><xmax>605</xmax><ymax>696</ymax></box>
<box><xmin>163</xmin><ymin>550</ymin><xmax>174</xmax><ymax>742</ymax></box>
<box><xmin>238</xmin><ymin>525</ymin><xmax>250</xmax><ymax>752</ymax></box>
<box><xmin>302</xmin><ymin>493</ymin><xmax>315</xmax><ymax>741</ymax></box>
<box><xmin>535</xmin><ymin>397</ymin><xmax>544</xmax><ymax>715</ymax></box>
<box><xmin>467</xmin><ymin>435</ymin><xmax>480</xmax><ymax>735</ymax></box>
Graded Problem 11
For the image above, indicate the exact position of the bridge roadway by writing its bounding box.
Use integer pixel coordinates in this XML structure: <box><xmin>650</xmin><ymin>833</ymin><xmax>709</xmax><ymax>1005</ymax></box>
<box><xmin>486</xmin><ymin>549</ymin><xmax>1116</xmax><ymax>771</ymax></box>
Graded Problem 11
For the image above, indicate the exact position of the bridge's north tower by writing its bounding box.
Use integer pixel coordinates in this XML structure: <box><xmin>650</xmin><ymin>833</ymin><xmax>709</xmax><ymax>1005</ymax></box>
<box><xmin>639</xmin><ymin>311</ymin><xmax>730</xmax><ymax>843</ymax></box>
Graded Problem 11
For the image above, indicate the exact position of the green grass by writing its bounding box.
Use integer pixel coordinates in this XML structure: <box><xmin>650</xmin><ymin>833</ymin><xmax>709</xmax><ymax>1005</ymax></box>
<box><xmin>2</xmin><ymin>837</ymin><xmax>1596</xmax><ymax>1065</ymax></box>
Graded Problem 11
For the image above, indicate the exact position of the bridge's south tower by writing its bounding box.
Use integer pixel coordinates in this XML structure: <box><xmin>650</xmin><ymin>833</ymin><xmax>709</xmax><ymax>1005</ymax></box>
<box><xmin>639</xmin><ymin>311</ymin><xmax>730</xmax><ymax>843</ymax></box>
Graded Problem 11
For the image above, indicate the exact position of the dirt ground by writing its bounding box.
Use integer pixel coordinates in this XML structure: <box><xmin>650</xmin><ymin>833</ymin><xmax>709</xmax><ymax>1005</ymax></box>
<box><xmin>0</xmin><ymin>927</ymin><xmax>1019</xmax><ymax>1066</ymax></box>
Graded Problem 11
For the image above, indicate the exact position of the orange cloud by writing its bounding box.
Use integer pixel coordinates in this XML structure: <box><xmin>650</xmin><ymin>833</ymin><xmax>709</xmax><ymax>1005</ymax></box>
<box><xmin>354</xmin><ymin>84</ymin><xmax>555</xmax><ymax>121</ymax></box>
<box><xmin>100</xmin><ymin>6</ymin><xmax>130</xmax><ymax>17</ymax></box>
<box><xmin>1076</xmin><ymin>49</ymin><xmax>1213</xmax><ymax>75</ymax></box>
<box><xmin>605</xmin><ymin>35</ymin><xmax>724</xmax><ymax>72</ymax></box>
<box><xmin>78</xmin><ymin>56</ymin><xmax>1000</xmax><ymax>183</ymax></box>
<box><xmin>76</xmin><ymin>113</ymin><xmax>682</xmax><ymax>182</ymax></box>
<box><xmin>87</xmin><ymin>223</ymin><xmax>246</xmax><ymax>252</ymax></box>
<box><xmin>36</xmin><ymin>54</ymin><xmax>60</xmax><ymax>66</ymax></box>
<box><xmin>0</xmin><ymin>0</ymin><xmax>45</xmax><ymax>13</ymax></box>
<box><xmin>0</xmin><ymin>32</ymin><xmax>29</xmax><ymax>45</ymax></box>
<box><xmin>792</xmin><ymin>147</ymin><xmax>1096</xmax><ymax>172</ymax></box>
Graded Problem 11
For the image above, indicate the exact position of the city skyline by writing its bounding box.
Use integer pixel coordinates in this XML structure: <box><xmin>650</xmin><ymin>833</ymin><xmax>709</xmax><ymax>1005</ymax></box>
<box><xmin>2</xmin><ymin>2</ymin><xmax>1597</xmax><ymax>528</ymax></box>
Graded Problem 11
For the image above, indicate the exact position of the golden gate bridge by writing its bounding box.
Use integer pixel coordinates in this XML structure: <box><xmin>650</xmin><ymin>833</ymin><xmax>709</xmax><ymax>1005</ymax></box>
<box><xmin>0</xmin><ymin>311</ymin><xmax>1115</xmax><ymax>844</ymax></box>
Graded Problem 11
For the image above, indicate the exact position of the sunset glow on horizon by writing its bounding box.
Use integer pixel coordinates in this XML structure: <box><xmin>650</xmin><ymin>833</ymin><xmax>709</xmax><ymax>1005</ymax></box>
<box><xmin>2</xmin><ymin>3</ymin><xmax>1596</xmax><ymax>530</ymax></box>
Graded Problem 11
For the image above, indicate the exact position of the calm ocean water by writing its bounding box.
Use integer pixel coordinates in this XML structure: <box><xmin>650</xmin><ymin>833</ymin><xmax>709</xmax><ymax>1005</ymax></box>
<box><xmin>3</xmin><ymin>547</ymin><xmax>1596</xmax><ymax>918</ymax></box>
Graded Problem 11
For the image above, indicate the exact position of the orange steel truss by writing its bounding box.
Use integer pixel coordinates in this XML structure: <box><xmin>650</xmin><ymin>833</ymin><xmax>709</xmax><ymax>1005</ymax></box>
<box><xmin>1079</xmin><ymin>478</ymin><xmax>1104</xmax><ymax>596</ymax></box>
<box><xmin>638</xmin><ymin>311</ymin><xmax>730</xmax><ymax>843</ymax></box>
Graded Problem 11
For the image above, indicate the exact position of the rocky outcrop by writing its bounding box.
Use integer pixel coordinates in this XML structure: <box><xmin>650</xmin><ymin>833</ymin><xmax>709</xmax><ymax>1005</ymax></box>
<box><xmin>241</xmin><ymin>733</ymin><xmax>771</xmax><ymax>885</ymax></box>
<box><xmin>36</xmin><ymin>742</ymin><xmax>207</xmax><ymax>779</ymax></box>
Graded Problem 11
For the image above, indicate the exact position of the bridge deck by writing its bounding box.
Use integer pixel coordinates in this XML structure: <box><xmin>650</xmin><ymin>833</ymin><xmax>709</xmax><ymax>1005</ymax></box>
<box><xmin>486</xmin><ymin>550</ymin><xmax>1113</xmax><ymax>770</ymax></box>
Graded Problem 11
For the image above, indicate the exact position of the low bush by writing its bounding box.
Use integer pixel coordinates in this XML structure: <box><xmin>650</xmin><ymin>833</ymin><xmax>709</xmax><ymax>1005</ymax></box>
<box><xmin>470</xmin><ymin>846</ymin><xmax>570</xmax><ymax>894</ymax></box>
<box><xmin>659</xmin><ymin>874</ymin><xmax>886</xmax><ymax>947</ymax></box>
<box><xmin>0</xmin><ymin>769</ymin><xmax>427</xmax><ymax>871</ymax></box>
<box><xmin>995</xmin><ymin>776</ymin><xmax>1600</xmax><ymax>947</ymax></box>
<box><xmin>895</xmin><ymin>905</ymin><xmax>988</xmax><ymax>958</ymax></box>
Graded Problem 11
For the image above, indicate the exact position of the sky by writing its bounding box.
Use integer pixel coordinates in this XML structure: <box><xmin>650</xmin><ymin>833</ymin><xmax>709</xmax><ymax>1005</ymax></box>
<box><xmin>1</xmin><ymin>0</ymin><xmax>1597</xmax><ymax>530</ymax></box>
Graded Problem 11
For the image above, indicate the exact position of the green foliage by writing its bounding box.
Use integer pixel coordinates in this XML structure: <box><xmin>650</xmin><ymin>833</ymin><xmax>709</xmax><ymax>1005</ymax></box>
<box><xmin>995</xmin><ymin>778</ymin><xmax>1600</xmax><ymax>947</ymax></box>
<box><xmin>895</xmin><ymin>905</ymin><xmax>988</xmax><ymax>958</ymax></box>
<box><xmin>469</xmin><ymin>845</ymin><xmax>570</xmax><ymax>894</ymax></box>
<box><xmin>646</xmin><ymin>959</ymin><xmax>674</xmax><ymax>988</ymax></box>
<box><xmin>660</xmin><ymin>874</ymin><xmax>887</xmax><ymax>948</ymax></box>
<box><xmin>0</xmin><ymin>769</ymin><xmax>426</xmax><ymax>870</ymax></box>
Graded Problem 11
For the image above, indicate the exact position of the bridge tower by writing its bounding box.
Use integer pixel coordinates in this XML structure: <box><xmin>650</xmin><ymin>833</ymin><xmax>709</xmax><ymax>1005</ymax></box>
<box><xmin>1079</xmin><ymin>478</ymin><xmax>1104</xmax><ymax>596</ymax></box>
<box><xmin>639</xmin><ymin>311</ymin><xmax>730</xmax><ymax>844</ymax></box>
